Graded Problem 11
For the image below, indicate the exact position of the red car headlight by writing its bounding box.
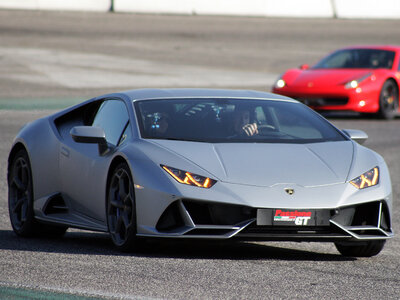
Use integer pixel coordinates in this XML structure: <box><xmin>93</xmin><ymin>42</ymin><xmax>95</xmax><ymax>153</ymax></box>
<box><xmin>344</xmin><ymin>73</ymin><xmax>372</xmax><ymax>89</ymax></box>
<box><xmin>274</xmin><ymin>79</ymin><xmax>286</xmax><ymax>88</ymax></box>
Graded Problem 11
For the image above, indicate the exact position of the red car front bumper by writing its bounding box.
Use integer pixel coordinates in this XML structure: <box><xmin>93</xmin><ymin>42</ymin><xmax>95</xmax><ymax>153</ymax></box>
<box><xmin>272</xmin><ymin>84</ymin><xmax>380</xmax><ymax>113</ymax></box>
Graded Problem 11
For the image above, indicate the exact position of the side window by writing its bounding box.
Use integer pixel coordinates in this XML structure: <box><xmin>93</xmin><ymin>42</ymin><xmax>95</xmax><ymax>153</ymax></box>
<box><xmin>92</xmin><ymin>100</ymin><xmax>129</xmax><ymax>146</ymax></box>
<box><xmin>254</xmin><ymin>106</ymin><xmax>266</xmax><ymax>124</ymax></box>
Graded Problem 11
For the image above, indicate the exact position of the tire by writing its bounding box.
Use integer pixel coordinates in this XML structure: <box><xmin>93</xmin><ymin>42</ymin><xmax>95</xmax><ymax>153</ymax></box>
<box><xmin>107</xmin><ymin>162</ymin><xmax>138</xmax><ymax>252</ymax></box>
<box><xmin>334</xmin><ymin>240</ymin><xmax>386</xmax><ymax>257</ymax></box>
<box><xmin>378</xmin><ymin>80</ymin><xmax>399</xmax><ymax>120</ymax></box>
<box><xmin>8</xmin><ymin>149</ymin><xmax>68</xmax><ymax>238</ymax></box>
<box><xmin>8</xmin><ymin>149</ymin><xmax>37</xmax><ymax>237</ymax></box>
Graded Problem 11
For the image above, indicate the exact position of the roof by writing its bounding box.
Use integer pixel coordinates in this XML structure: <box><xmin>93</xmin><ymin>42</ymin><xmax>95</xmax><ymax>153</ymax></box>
<box><xmin>118</xmin><ymin>88</ymin><xmax>295</xmax><ymax>102</ymax></box>
<box><xmin>340</xmin><ymin>45</ymin><xmax>400</xmax><ymax>52</ymax></box>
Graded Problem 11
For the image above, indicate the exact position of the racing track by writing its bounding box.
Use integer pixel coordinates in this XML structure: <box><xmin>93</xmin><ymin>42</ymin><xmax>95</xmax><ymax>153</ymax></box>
<box><xmin>0</xmin><ymin>10</ymin><xmax>400</xmax><ymax>299</ymax></box>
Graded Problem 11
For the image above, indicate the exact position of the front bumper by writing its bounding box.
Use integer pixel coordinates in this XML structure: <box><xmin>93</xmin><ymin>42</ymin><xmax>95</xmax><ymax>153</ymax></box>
<box><xmin>272</xmin><ymin>85</ymin><xmax>380</xmax><ymax>113</ymax></box>
<box><xmin>138</xmin><ymin>199</ymin><xmax>393</xmax><ymax>242</ymax></box>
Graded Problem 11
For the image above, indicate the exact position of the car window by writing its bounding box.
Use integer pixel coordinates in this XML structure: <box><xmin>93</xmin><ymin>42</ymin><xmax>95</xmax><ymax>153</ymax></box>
<box><xmin>92</xmin><ymin>100</ymin><xmax>129</xmax><ymax>146</ymax></box>
<box><xmin>134</xmin><ymin>98</ymin><xmax>347</xmax><ymax>144</ymax></box>
<box><xmin>320</xmin><ymin>51</ymin><xmax>352</xmax><ymax>68</ymax></box>
<box><xmin>313</xmin><ymin>49</ymin><xmax>395</xmax><ymax>69</ymax></box>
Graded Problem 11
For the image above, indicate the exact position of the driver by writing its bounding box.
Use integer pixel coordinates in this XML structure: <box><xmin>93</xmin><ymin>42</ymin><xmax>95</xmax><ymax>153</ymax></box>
<box><xmin>233</xmin><ymin>108</ymin><xmax>258</xmax><ymax>136</ymax></box>
<box><xmin>149</xmin><ymin>112</ymin><xmax>170</xmax><ymax>136</ymax></box>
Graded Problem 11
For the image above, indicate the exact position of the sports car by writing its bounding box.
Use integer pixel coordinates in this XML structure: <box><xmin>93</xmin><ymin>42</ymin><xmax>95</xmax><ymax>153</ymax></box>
<box><xmin>8</xmin><ymin>89</ymin><xmax>393</xmax><ymax>256</ymax></box>
<box><xmin>272</xmin><ymin>45</ymin><xmax>400</xmax><ymax>119</ymax></box>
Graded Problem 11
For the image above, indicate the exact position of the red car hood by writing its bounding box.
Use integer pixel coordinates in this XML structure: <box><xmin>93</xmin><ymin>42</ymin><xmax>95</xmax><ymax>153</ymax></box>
<box><xmin>288</xmin><ymin>69</ymin><xmax>373</xmax><ymax>87</ymax></box>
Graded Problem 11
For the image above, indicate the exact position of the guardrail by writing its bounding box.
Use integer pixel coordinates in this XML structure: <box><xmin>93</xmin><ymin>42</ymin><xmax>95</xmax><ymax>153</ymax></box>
<box><xmin>0</xmin><ymin>0</ymin><xmax>399</xmax><ymax>19</ymax></box>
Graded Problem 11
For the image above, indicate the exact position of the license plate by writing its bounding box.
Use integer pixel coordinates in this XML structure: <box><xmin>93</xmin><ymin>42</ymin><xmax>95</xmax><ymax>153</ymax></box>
<box><xmin>256</xmin><ymin>209</ymin><xmax>330</xmax><ymax>226</ymax></box>
<box><xmin>272</xmin><ymin>209</ymin><xmax>316</xmax><ymax>226</ymax></box>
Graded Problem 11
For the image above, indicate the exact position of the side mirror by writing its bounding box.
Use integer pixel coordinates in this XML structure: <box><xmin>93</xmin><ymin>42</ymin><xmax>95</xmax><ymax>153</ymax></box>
<box><xmin>342</xmin><ymin>129</ymin><xmax>368</xmax><ymax>145</ymax></box>
<box><xmin>299</xmin><ymin>64</ymin><xmax>309</xmax><ymax>70</ymax></box>
<box><xmin>70</xmin><ymin>126</ymin><xmax>109</xmax><ymax>155</ymax></box>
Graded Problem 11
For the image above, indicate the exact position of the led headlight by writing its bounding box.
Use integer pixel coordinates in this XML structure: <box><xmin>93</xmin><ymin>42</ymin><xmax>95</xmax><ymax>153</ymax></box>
<box><xmin>345</xmin><ymin>73</ymin><xmax>372</xmax><ymax>89</ymax></box>
<box><xmin>162</xmin><ymin>165</ymin><xmax>216</xmax><ymax>188</ymax></box>
<box><xmin>350</xmin><ymin>167</ymin><xmax>379</xmax><ymax>189</ymax></box>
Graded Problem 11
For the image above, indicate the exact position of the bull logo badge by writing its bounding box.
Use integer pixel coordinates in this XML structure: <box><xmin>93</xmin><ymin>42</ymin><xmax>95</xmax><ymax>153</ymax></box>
<box><xmin>285</xmin><ymin>188</ymin><xmax>294</xmax><ymax>195</ymax></box>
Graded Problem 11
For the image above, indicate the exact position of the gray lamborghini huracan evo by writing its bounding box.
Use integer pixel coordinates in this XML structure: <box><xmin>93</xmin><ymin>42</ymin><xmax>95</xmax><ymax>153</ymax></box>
<box><xmin>8</xmin><ymin>89</ymin><xmax>393</xmax><ymax>256</ymax></box>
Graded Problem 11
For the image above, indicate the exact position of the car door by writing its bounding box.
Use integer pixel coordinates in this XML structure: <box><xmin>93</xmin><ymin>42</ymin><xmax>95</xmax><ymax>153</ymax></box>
<box><xmin>59</xmin><ymin>99</ymin><xmax>130</xmax><ymax>222</ymax></box>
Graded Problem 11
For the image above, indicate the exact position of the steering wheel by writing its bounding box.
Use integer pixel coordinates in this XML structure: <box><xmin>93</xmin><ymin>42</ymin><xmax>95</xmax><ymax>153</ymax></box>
<box><xmin>258</xmin><ymin>124</ymin><xmax>277</xmax><ymax>134</ymax></box>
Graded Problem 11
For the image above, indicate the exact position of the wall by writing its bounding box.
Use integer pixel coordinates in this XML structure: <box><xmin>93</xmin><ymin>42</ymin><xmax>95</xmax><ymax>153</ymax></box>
<box><xmin>334</xmin><ymin>0</ymin><xmax>400</xmax><ymax>19</ymax></box>
<box><xmin>1</xmin><ymin>0</ymin><xmax>399</xmax><ymax>19</ymax></box>
<box><xmin>0</xmin><ymin>0</ymin><xmax>111</xmax><ymax>12</ymax></box>
<box><xmin>113</xmin><ymin>0</ymin><xmax>400</xmax><ymax>19</ymax></box>
<box><xmin>113</xmin><ymin>0</ymin><xmax>335</xmax><ymax>18</ymax></box>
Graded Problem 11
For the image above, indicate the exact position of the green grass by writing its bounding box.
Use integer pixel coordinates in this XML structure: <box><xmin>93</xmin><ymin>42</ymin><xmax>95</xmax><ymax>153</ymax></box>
<box><xmin>0</xmin><ymin>286</ymin><xmax>105</xmax><ymax>300</ymax></box>
<box><xmin>0</xmin><ymin>97</ymin><xmax>84</xmax><ymax>110</ymax></box>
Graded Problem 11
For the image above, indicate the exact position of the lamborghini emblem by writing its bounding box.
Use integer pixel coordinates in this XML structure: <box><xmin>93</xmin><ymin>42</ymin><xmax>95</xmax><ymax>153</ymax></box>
<box><xmin>285</xmin><ymin>188</ymin><xmax>294</xmax><ymax>195</ymax></box>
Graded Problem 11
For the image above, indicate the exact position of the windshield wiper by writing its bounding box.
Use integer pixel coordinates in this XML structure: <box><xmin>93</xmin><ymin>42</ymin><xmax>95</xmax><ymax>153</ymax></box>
<box><xmin>161</xmin><ymin>137</ymin><xmax>209</xmax><ymax>142</ymax></box>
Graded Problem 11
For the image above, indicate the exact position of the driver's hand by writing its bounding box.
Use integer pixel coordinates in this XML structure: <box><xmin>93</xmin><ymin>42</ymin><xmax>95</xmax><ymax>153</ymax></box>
<box><xmin>242</xmin><ymin>123</ymin><xmax>258</xmax><ymax>136</ymax></box>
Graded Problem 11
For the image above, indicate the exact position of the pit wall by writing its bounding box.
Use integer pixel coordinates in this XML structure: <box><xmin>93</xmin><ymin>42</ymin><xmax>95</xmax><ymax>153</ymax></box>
<box><xmin>1</xmin><ymin>0</ymin><xmax>400</xmax><ymax>19</ymax></box>
<box><xmin>0</xmin><ymin>0</ymin><xmax>111</xmax><ymax>12</ymax></box>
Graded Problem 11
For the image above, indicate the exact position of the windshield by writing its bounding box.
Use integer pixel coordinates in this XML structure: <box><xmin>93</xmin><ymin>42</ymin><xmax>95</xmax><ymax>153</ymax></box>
<box><xmin>134</xmin><ymin>98</ymin><xmax>347</xmax><ymax>143</ymax></box>
<box><xmin>313</xmin><ymin>49</ymin><xmax>395</xmax><ymax>69</ymax></box>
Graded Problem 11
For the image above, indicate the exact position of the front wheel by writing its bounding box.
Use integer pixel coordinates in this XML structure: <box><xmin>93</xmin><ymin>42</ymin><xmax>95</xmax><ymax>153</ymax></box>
<box><xmin>378</xmin><ymin>80</ymin><xmax>399</xmax><ymax>120</ymax></box>
<box><xmin>8</xmin><ymin>149</ymin><xmax>36</xmax><ymax>236</ymax></box>
<box><xmin>107</xmin><ymin>162</ymin><xmax>138</xmax><ymax>252</ymax></box>
<box><xmin>334</xmin><ymin>240</ymin><xmax>386</xmax><ymax>257</ymax></box>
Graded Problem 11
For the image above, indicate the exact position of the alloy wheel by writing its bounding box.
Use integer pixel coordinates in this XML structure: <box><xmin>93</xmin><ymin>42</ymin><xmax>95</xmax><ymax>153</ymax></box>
<box><xmin>107</xmin><ymin>164</ymin><xmax>136</xmax><ymax>249</ymax></box>
<box><xmin>9</xmin><ymin>151</ymin><xmax>33</xmax><ymax>234</ymax></box>
<box><xmin>379</xmin><ymin>80</ymin><xmax>399</xmax><ymax>119</ymax></box>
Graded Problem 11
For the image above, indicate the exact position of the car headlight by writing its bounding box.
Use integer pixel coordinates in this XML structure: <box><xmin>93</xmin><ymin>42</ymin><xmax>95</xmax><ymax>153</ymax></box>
<box><xmin>274</xmin><ymin>79</ymin><xmax>286</xmax><ymax>88</ymax></box>
<box><xmin>162</xmin><ymin>165</ymin><xmax>217</xmax><ymax>188</ymax></box>
<box><xmin>344</xmin><ymin>73</ymin><xmax>372</xmax><ymax>89</ymax></box>
<box><xmin>349</xmin><ymin>167</ymin><xmax>379</xmax><ymax>189</ymax></box>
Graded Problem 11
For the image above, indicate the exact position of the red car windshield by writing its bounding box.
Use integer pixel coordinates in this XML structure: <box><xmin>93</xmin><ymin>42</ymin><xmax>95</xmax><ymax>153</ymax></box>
<box><xmin>313</xmin><ymin>49</ymin><xmax>395</xmax><ymax>69</ymax></box>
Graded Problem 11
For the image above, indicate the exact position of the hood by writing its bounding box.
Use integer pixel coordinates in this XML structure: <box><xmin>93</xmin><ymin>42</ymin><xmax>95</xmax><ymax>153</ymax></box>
<box><xmin>287</xmin><ymin>69</ymin><xmax>372</xmax><ymax>88</ymax></box>
<box><xmin>151</xmin><ymin>140</ymin><xmax>354</xmax><ymax>187</ymax></box>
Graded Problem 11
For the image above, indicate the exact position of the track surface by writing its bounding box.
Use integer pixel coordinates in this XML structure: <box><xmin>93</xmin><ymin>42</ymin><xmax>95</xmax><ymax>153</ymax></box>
<box><xmin>0</xmin><ymin>10</ymin><xmax>400</xmax><ymax>299</ymax></box>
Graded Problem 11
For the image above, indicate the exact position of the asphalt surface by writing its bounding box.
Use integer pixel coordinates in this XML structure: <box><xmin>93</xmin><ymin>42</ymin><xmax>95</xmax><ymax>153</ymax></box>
<box><xmin>0</xmin><ymin>10</ymin><xmax>400</xmax><ymax>300</ymax></box>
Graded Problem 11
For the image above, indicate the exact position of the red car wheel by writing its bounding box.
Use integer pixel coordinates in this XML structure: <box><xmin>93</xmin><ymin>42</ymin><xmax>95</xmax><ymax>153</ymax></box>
<box><xmin>378</xmin><ymin>80</ymin><xmax>399</xmax><ymax>119</ymax></box>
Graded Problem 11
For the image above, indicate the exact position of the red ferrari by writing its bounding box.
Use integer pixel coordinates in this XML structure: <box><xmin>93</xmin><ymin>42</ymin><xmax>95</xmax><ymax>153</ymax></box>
<box><xmin>272</xmin><ymin>46</ymin><xmax>400</xmax><ymax>119</ymax></box>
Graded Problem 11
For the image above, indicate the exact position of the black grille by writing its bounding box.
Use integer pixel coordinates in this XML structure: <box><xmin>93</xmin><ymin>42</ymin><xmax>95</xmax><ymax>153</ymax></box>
<box><xmin>44</xmin><ymin>193</ymin><xmax>68</xmax><ymax>215</ymax></box>
<box><xmin>156</xmin><ymin>201</ymin><xmax>185</xmax><ymax>232</ymax></box>
<box><xmin>182</xmin><ymin>200</ymin><xmax>255</xmax><ymax>226</ymax></box>
<box><xmin>331</xmin><ymin>201</ymin><xmax>388</xmax><ymax>228</ymax></box>
<box><xmin>296</xmin><ymin>97</ymin><xmax>348</xmax><ymax>107</ymax></box>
